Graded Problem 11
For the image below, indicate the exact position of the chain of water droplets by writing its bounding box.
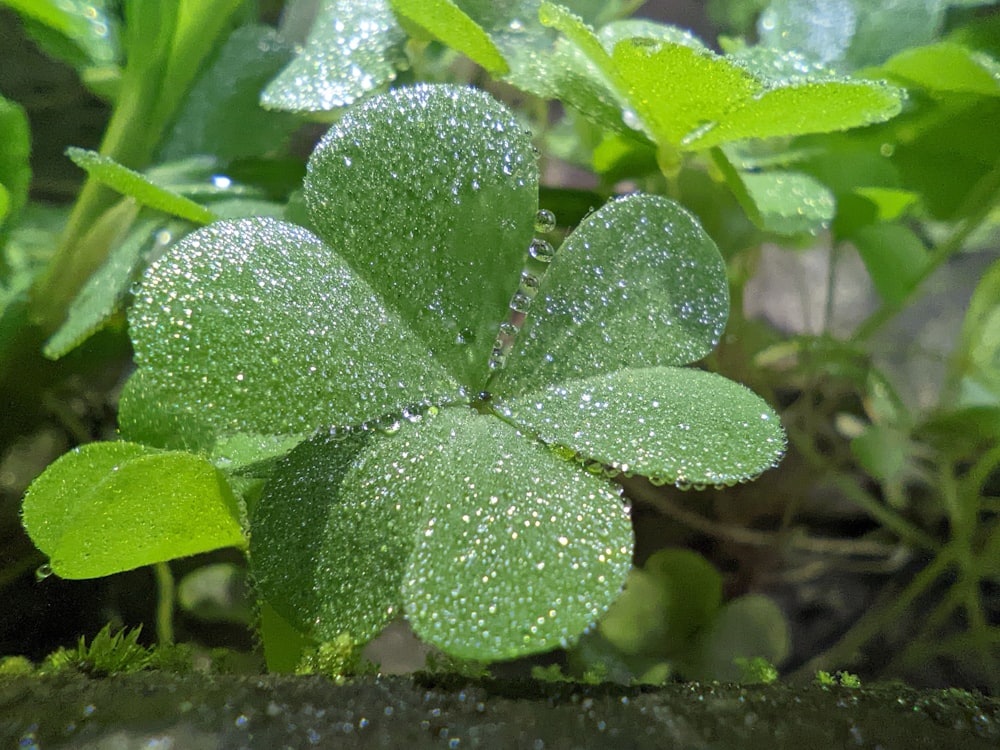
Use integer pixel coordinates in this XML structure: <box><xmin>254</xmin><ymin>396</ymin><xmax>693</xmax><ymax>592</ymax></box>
<box><xmin>487</xmin><ymin>209</ymin><xmax>558</xmax><ymax>372</ymax></box>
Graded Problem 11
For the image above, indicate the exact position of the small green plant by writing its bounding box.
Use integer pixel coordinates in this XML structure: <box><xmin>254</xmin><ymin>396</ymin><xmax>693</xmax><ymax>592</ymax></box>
<box><xmin>3</xmin><ymin>0</ymin><xmax>999</xmax><ymax>686</ymax></box>
<box><xmin>21</xmin><ymin>82</ymin><xmax>786</xmax><ymax>662</ymax></box>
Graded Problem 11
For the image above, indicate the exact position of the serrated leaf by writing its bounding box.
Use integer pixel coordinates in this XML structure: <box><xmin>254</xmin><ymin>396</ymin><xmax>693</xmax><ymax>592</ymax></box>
<box><xmin>128</xmin><ymin>217</ymin><xmax>462</xmax><ymax>442</ymax></box>
<box><xmin>498</xmin><ymin>367</ymin><xmax>786</xmax><ymax>488</ymax></box>
<box><xmin>22</xmin><ymin>442</ymin><xmax>245</xmax><ymax>579</ymax></box>
<box><xmin>304</xmin><ymin>84</ymin><xmax>538</xmax><ymax>389</ymax></box>
<box><xmin>391</xmin><ymin>0</ymin><xmax>509</xmax><ymax>74</ymax></box>
<box><xmin>66</xmin><ymin>147</ymin><xmax>217</xmax><ymax>224</ymax></box>
<box><xmin>251</xmin><ymin>429</ymin><xmax>423</xmax><ymax>644</ymax></box>
<box><xmin>494</xmin><ymin>194</ymin><xmax>729</xmax><ymax>396</ymax></box>
<box><xmin>397</xmin><ymin>408</ymin><xmax>632</xmax><ymax>660</ymax></box>
<box><xmin>159</xmin><ymin>25</ymin><xmax>299</xmax><ymax>161</ymax></box>
<box><xmin>261</xmin><ymin>0</ymin><xmax>405</xmax><ymax>112</ymax></box>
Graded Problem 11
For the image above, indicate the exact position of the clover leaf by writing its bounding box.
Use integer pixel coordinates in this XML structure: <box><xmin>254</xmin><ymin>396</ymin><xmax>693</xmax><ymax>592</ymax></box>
<box><xmin>125</xmin><ymin>83</ymin><xmax>785</xmax><ymax>660</ymax></box>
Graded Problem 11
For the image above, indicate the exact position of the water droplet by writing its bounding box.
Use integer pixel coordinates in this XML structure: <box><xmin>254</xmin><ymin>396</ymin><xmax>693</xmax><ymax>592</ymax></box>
<box><xmin>509</xmin><ymin>291</ymin><xmax>533</xmax><ymax>313</ymax></box>
<box><xmin>622</xmin><ymin>108</ymin><xmax>643</xmax><ymax>131</ymax></box>
<box><xmin>211</xmin><ymin>174</ymin><xmax>232</xmax><ymax>189</ymax></box>
<box><xmin>35</xmin><ymin>563</ymin><xmax>53</xmax><ymax>581</ymax></box>
<box><xmin>519</xmin><ymin>271</ymin><xmax>540</xmax><ymax>295</ymax></box>
<box><xmin>528</xmin><ymin>238</ymin><xmax>555</xmax><ymax>262</ymax></box>
<box><xmin>533</xmin><ymin>209</ymin><xmax>556</xmax><ymax>234</ymax></box>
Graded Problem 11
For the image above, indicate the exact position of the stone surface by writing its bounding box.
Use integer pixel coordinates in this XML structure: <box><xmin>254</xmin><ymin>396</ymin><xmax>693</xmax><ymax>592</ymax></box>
<box><xmin>2</xmin><ymin>672</ymin><xmax>999</xmax><ymax>749</ymax></box>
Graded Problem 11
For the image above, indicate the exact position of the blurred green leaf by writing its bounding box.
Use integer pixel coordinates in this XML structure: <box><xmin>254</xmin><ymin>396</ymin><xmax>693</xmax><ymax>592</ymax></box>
<box><xmin>66</xmin><ymin>147</ymin><xmax>217</xmax><ymax>224</ymax></box>
<box><xmin>757</xmin><ymin>0</ymin><xmax>946</xmax><ymax>70</ymax></box>
<box><xmin>685</xmin><ymin>594</ymin><xmax>790</xmax><ymax>682</ymax></box>
<box><xmin>877</xmin><ymin>42</ymin><xmax>1000</xmax><ymax>96</ymax></box>
<box><xmin>391</xmin><ymin>0</ymin><xmax>509</xmax><ymax>74</ymax></box>
<box><xmin>44</xmin><ymin>216</ymin><xmax>170</xmax><ymax>359</ymax></box>
<box><xmin>1</xmin><ymin>0</ymin><xmax>120</xmax><ymax>72</ymax></box>
<box><xmin>261</xmin><ymin>0</ymin><xmax>406</xmax><ymax>112</ymax></box>
<box><xmin>0</xmin><ymin>94</ymin><xmax>30</xmax><ymax>231</ymax></box>
<box><xmin>22</xmin><ymin>442</ymin><xmax>245</xmax><ymax>579</ymax></box>
<box><xmin>852</xmin><ymin>222</ymin><xmax>929</xmax><ymax>305</ymax></box>
<box><xmin>160</xmin><ymin>25</ymin><xmax>299</xmax><ymax>161</ymax></box>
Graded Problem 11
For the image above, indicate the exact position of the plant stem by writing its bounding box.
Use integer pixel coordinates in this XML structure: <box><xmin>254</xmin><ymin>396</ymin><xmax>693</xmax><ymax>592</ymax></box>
<box><xmin>154</xmin><ymin>561</ymin><xmax>175</xmax><ymax>646</ymax></box>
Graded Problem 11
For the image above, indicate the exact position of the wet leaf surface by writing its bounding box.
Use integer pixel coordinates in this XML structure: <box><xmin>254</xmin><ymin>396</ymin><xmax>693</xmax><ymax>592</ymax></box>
<box><xmin>499</xmin><ymin>367</ymin><xmax>786</xmax><ymax>488</ymax></box>
<box><xmin>261</xmin><ymin>0</ymin><xmax>405</xmax><ymax>112</ymax></box>
<box><xmin>22</xmin><ymin>442</ymin><xmax>245</xmax><ymax>579</ymax></box>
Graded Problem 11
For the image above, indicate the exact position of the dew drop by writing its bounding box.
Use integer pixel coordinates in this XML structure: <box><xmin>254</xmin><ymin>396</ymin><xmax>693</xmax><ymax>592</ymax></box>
<box><xmin>35</xmin><ymin>563</ymin><xmax>53</xmax><ymax>581</ymax></box>
<box><xmin>509</xmin><ymin>291</ymin><xmax>533</xmax><ymax>314</ymax></box>
<box><xmin>528</xmin><ymin>238</ymin><xmax>555</xmax><ymax>262</ymax></box>
<box><xmin>533</xmin><ymin>209</ymin><xmax>557</xmax><ymax>234</ymax></box>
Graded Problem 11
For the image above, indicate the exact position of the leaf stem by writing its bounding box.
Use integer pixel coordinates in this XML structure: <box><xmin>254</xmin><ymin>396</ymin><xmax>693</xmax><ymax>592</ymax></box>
<box><xmin>153</xmin><ymin>561</ymin><xmax>175</xmax><ymax>646</ymax></box>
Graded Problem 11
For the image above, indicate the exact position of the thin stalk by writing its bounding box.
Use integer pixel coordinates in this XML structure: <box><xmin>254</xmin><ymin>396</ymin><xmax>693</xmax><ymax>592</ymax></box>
<box><xmin>153</xmin><ymin>561</ymin><xmax>175</xmax><ymax>646</ymax></box>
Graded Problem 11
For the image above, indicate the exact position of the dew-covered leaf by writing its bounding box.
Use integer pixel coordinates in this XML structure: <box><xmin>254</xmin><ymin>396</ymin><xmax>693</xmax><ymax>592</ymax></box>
<box><xmin>250</xmin><ymin>428</ymin><xmax>423</xmax><ymax>644</ymax></box>
<box><xmin>304</xmin><ymin>85</ymin><xmax>537</xmax><ymax>390</ymax></box>
<box><xmin>44</xmin><ymin>216</ymin><xmax>170</xmax><ymax>359</ymax></box>
<box><xmin>758</xmin><ymin>0</ymin><xmax>946</xmax><ymax>70</ymax></box>
<box><xmin>498</xmin><ymin>366</ymin><xmax>786</xmax><ymax>488</ymax></box>
<box><xmin>494</xmin><ymin>194</ymin><xmax>728</xmax><ymax>396</ymax></box>
<box><xmin>714</xmin><ymin>150</ymin><xmax>835</xmax><ymax>236</ymax></box>
<box><xmin>66</xmin><ymin>148</ymin><xmax>217</xmax><ymax>224</ymax></box>
<box><xmin>261</xmin><ymin>0</ymin><xmax>405</xmax><ymax>112</ymax></box>
<box><xmin>398</xmin><ymin>408</ymin><xmax>633</xmax><ymax>660</ymax></box>
<box><xmin>391</xmin><ymin>0</ymin><xmax>509</xmax><ymax>73</ymax></box>
<box><xmin>22</xmin><ymin>442</ymin><xmax>245</xmax><ymax>579</ymax></box>
<box><xmin>128</xmin><ymin>217</ymin><xmax>461</xmax><ymax>441</ymax></box>
<box><xmin>159</xmin><ymin>25</ymin><xmax>299</xmax><ymax>161</ymax></box>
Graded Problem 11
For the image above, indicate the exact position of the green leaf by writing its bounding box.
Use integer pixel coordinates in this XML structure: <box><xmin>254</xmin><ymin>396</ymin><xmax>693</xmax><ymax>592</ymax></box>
<box><xmin>66</xmin><ymin>147</ymin><xmax>217</xmax><ymax>224</ymax></box>
<box><xmin>597</xmin><ymin>548</ymin><xmax>722</xmax><ymax>656</ymax></box>
<box><xmin>390</xmin><ymin>0</ymin><xmax>509</xmax><ymax>74</ymax></box>
<box><xmin>758</xmin><ymin>0</ymin><xmax>946</xmax><ymax>70</ymax></box>
<box><xmin>877</xmin><ymin>42</ymin><xmax>1000</xmax><ymax>96</ymax></box>
<box><xmin>715</xmin><ymin>150</ymin><xmax>835</xmax><ymax>236</ymax></box>
<box><xmin>43</xmin><ymin>216</ymin><xmax>168</xmax><ymax>359</ymax></box>
<box><xmin>260</xmin><ymin>0</ymin><xmax>406</xmax><ymax>112</ymax></box>
<box><xmin>251</xmin><ymin>429</ymin><xmax>423</xmax><ymax>644</ymax></box>
<box><xmin>128</xmin><ymin>217</ymin><xmax>462</xmax><ymax>442</ymax></box>
<box><xmin>494</xmin><ymin>194</ymin><xmax>729</xmax><ymax>396</ymax></box>
<box><xmin>398</xmin><ymin>408</ymin><xmax>633</xmax><ymax>660</ymax></box>
<box><xmin>1</xmin><ymin>0</ymin><xmax>120</xmax><ymax>70</ymax></box>
<box><xmin>498</xmin><ymin>366</ymin><xmax>786</xmax><ymax>488</ymax></box>
<box><xmin>22</xmin><ymin>442</ymin><xmax>245</xmax><ymax>579</ymax></box>
<box><xmin>685</xmin><ymin>594</ymin><xmax>790</xmax><ymax>682</ymax></box>
<box><xmin>0</xmin><ymin>94</ymin><xmax>31</xmax><ymax>230</ymax></box>
<box><xmin>159</xmin><ymin>25</ymin><xmax>299</xmax><ymax>161</ymax></box>
<box><xmin>538</xmin><ymin>6</ymin><xmax>904</xmax><ymax>151</ymax></box>
<box><xmin>304</xmin><ymin>84</ymin><xmax>538</xmax><ymax>390</ymax></box>
<box><xmin>852</xmin><ymin>222</ymin><xmax>928</xmax><ymax>305</ymax></box>
<box><xmin>950</xmin><ymin>257</ymin><xmax>1000</xmax><ymax>408</ymax></box>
